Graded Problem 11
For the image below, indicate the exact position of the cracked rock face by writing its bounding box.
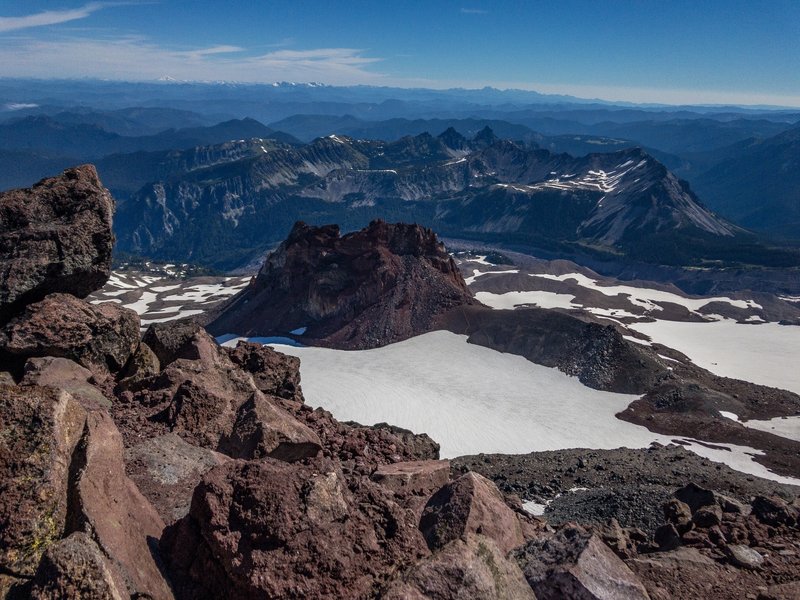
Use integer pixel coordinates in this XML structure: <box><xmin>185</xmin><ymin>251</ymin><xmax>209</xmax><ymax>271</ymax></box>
<box><xmin>0</xmin><ymin>165</ymin><xmax>114</xmax><ymax>324</ymax></box>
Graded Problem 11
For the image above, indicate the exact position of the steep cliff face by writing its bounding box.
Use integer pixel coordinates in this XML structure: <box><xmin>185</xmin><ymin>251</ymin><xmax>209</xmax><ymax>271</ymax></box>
<box><xmin>207</xmin><ymin>220</ymin><xmax>476</xmax><ymax>349</ymax></box>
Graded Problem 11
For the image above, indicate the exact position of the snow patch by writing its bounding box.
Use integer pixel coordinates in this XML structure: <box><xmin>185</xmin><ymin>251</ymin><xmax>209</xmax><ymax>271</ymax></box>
<box><xmin>522</xmin><ymin>500</ymin><xmax>550</xmax><ymax>516</ymax></box>
<box><xmin>530</xmin><ymin>273</ymin><xmax>761</xmax><ymax>315</ymax></box>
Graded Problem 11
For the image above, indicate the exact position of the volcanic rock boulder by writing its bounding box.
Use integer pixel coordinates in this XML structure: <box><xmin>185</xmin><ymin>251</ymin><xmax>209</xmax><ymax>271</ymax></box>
<box><xmin>116</xmin><ymin>341</ymin><xmax>160</xmax><ymax>392</ymax></box>
<box><xmin>153</xmin><ymin>355</ymin><xmax>321</xmax><ymax>459</ymax></box>
<box><xmin>125</xmin><ymin>433</ymin><xmax>230</xmax><ymax>524</ymax></box>
<box><xmin>29</xmin><ymin>532</ymin><xmax>127</xmax><ymax>600</ymax></box>
<box><xmin>161</xmin><ymin>458</ymin><xmax>429</xmax><ymax>599</ymax></box>
<box><xmin>514</xmin><ymin>526</ymin><xmax>650</xmax><ymax>600</ymax></box>
<box><xmin>0</xmin><ymin>293</ymin><xmax>140</xmax><ymax>378</ymax></box>
<box><xmin>0</xmin><ymin>165</ymin><xmax>114</xmax><ymax>324</ymax></box>
<box><xmin>207</xmin><ymin>220</ymin><xmax>477</xmax><ymax>349</ymax></box>
<box><xmin>0</xmin><ymin>385</ymin><xmax>87</xmax><ymax>577</ymax></box>
<box><xmin>383</xmin><ymin>534</ymin><xmax>536</xmax><ymax>600</ymax></box>
<box><xmin>142</xmin><ymin>320</ymin><xmax>213</xmax><ymax>368</ymax></box>
<box><xmin>751</xmin><ymin>495</ymin><xmax>798</xmax><ymax>527</ymax></box>
<box><xmin>225</xmin><ymin>340</ymin><xmax>303</xmax><ymax>402</ymax></box>
<box><xmin>217</xmin><ymin>391</ymin><xmax>322</xmax><ymax>461</ymax></box>
<box><xmin>419</xmin><ymin>471</ymin><xmax>525</xmax><ymax>554</ymax></box>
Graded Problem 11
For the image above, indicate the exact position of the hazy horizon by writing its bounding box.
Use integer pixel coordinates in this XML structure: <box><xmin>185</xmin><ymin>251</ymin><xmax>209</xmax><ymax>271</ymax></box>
<box><xmin>1</xmin><ymin>1</ymin><xmax>799</xmax><ymax>108</ymax></box>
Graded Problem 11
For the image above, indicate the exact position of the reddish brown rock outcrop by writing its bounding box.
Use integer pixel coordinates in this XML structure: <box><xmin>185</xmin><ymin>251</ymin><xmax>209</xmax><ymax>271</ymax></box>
<box><xmin>1</xmin><ymin>293</ymin><xmax>139</xmax><ymax>379</ymax></box>
<box><xmin>161</xmin><ymin>457</ymin><xmax>429</xmax><ymax>599</ymax></box>
<box><xmin>0</xmin><ymin>165</ymin><xmax>114</xmax><ymax>324</ymax></box>
<box><xmin>207</xmin><ymin>220</ymin><xmax>477</xmax><ymax>349</ymax></box>
<box><xmin>419</xmin><ymin>471</ymin><xmax>525</xmax><ymax>555</ymax></box>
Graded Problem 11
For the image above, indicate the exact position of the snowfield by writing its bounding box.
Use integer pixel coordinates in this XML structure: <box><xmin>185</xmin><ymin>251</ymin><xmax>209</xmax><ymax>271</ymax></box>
<box><xmin>630</xmin><ymin>320</ymin><xmax>800</xmax><ymax>396</ymax></box>
<box><xmin>95</xmin><ymin>260</ymin><xmax>799</xmax><ymax>483</ymax></box>
<box><xmin>261</xmin><ymin>330</ymin><xmax>799</xmax><ymax>485</ymax></box>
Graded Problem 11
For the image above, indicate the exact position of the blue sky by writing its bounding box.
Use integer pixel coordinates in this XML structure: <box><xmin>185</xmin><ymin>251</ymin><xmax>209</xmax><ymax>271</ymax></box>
<box><xmin>0</xmin><ymin>1</ymin><xmax>798</xmax><ymax>106</ymax></box>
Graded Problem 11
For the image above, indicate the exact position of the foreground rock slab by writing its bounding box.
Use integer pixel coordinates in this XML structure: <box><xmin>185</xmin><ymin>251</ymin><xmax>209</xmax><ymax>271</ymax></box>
<box><xmin>0</xmin><ymin>385</ymin><xmax>86</xmax><ymax>577</ymax></box>
<box><xmin>162</xmin><ymin>457</ymin><xmax>428</xmax><ymax>599</ymax></box>
<box><xmin>0</xmin><ymin>165</ymin><xmax>114</xmax><ymax>324</ymax></box>
<box><xmin>72</xmin><ymin>411</ymin><xmax>174</xmax><ymax>599</ymax></box>
<box><xmin>514</xmin><ymin>526</ymin><xmax>650</xmax><ymax>600</ymax></box>
<box><xmin>384</xmin><ymin>534</ymin><xmax>536</xmax><ymax>600</ymax></box>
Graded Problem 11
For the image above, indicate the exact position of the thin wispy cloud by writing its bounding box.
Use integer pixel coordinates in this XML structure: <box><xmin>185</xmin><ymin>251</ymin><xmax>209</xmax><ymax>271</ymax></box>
<box><xmin>0</xmin><ymin>36</ymin><xmax>385</xmax><ymax>84</ymax></box>
<box><xmin>181</xmin><ymin>45</ymin><xmax>244</xmax><ymax>59</ymax></box>
<box><xmin>460</xmin><ymin>8</ymin><xmax>488</xmax><ymax>15</ymax></box>
<box><xmin>0</xmin><ymin>3</ymin><xmax>107</xmax><ymax>33</ymax></box>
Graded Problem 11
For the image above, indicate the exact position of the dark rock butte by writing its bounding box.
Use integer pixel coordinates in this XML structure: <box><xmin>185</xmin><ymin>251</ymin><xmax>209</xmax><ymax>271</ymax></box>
<box><xmin>207</xmin><ymin>220</ymin><xmax>477</xmax><ymax>349</ymax></box>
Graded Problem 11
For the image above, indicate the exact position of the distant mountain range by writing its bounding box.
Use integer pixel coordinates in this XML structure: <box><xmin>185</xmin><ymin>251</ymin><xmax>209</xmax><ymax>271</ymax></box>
<box><xmin>691</xmin><ymin>125</ymin><xmax>800</xmax><ymax>239</ymax></box>
<box><xmin>0</xmin><ymin>115</ymin><xmax>300</xmax><ymax>193</ymax></box>
<box><xmin>113</xmin><ymin>128</ymin><xmax>798</xmax><ymax>271</ymax></box>
<box><xmin>1</xmin><ymin>77</ymin><xmax>798</xmax><ymax>243</ymax></box>
<box><xmin>0</xmin><ymin>115</ymin><xmax>300</xmax><ymax>159</ymax></box>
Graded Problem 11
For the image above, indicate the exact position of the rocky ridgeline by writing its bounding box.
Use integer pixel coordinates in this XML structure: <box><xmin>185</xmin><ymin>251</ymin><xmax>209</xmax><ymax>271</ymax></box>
<box><xmin>207</xmin><ymin>219</ymin><xmax>477</xmax><ymax>349</ymax></box>
<box><xmin>0</xmin><ymin>168</ymin><xmax>798</xmax><ymax>599</ymax></box>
